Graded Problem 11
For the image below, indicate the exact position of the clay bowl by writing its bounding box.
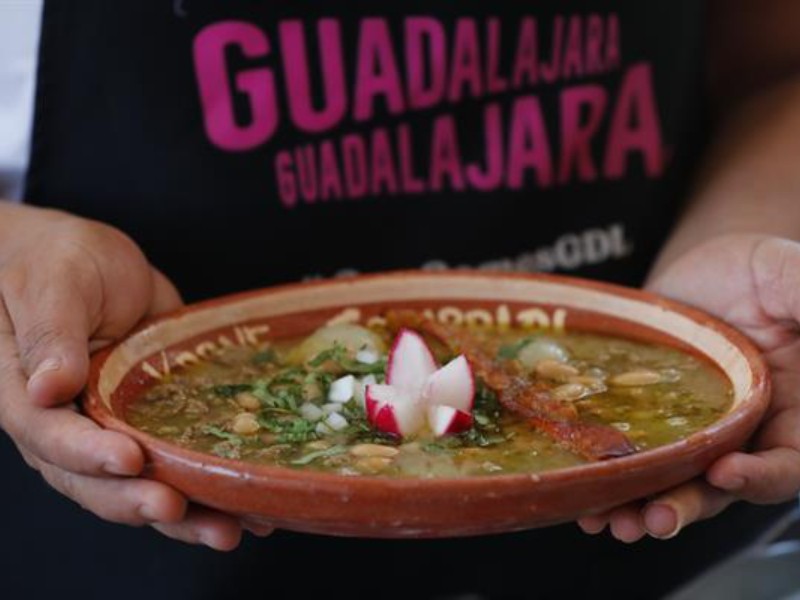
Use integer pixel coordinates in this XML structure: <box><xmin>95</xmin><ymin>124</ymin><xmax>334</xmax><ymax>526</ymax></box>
<box><xmin>83</xmin><ymin>271</ymin><xmax>770</xmax><ymax>538</ymax></box>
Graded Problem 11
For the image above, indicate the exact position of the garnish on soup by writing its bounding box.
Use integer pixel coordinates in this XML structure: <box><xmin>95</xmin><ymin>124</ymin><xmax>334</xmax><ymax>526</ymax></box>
<box><xmin>126</xmin><ymin>313</ymin><xmax>733</xmax><ymax>477</ymax></box>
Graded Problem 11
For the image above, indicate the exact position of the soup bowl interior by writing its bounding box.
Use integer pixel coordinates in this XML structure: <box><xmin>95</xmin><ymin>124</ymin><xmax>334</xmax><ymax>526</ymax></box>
<box><xmin>83</xmin><ymin>271</ymin><xmax>769</xmax><ymax>538</ymax></box>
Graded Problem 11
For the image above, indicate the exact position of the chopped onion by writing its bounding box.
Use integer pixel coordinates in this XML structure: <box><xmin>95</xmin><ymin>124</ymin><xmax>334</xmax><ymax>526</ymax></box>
<box><xmin>326</xmin><ymin>412</ymin><xmax>348</xmax><ymax>431</ymax></box>
<box><xmin>356</xmin><ymin>349</ymin><xmax>379</xmax><ymax>364</ymax></box>
<box><xmin>315</xmin><ymin>421</ymin><xmax>333</xmax><ymax>436</ymax></box>
<box><xmin>322</xmin><ymin>402</ymin><xmax>342</xmax><ymax>414</ymax></box>
<box><xmin>328</xmin><ymin>375</ymin><xmax>355</xmax><ymax>403</ymax></box>
<box><xmin>299</xmin><ymin>402</ymin><xmax>324</xmax><ymax>422</ymax></box>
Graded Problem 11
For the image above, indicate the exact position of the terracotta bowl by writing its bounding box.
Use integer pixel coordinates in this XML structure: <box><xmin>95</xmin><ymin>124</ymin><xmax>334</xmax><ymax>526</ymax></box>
<box><xmin>83</xmin><ymin>271</ymin><xmax>770</xmax><ymax>538</ymax></box>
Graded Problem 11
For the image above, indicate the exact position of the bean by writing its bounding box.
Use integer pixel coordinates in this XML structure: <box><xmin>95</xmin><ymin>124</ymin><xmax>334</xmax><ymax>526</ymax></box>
<box><xmin>259</xmin><ymin>433</ymin><xmax>278</xmax><ymax>445</ymax></box>
<box><xmin>305</xmin><ymin>440</ymin><xmax>330</xmax><ymax>451</ymax></box>
<box><xmin>232</xmin><ymin>412</ymin><xmax>261</xmax><ymax>435</ymax></box>
<box><xmin>236</xmin><ymin>392</ymin><xmax>261</xmax><ymax>411</ymax></box>
<box><xmin>535</xmin><ymin>360</ymin><xmax>580</xmax><ymax>381</ymax></box>
<box><xmin>350</xmin><ymin>444</ymin><xmax>400</xmax><ymax>458</ymax></box>
<box><xmin>553</xmin><ymin>383</ymin><xmax>588</xmax><ymax>401</ymax></box>
<box><xmin>610</xmin><ymin>369</ymin><xmax>662</xmax><ymax>387</ymax></box>
<box><xmin>569</xmin><ymin>375</ymin><xmax>606</xmax><ymax>388</ymax></box>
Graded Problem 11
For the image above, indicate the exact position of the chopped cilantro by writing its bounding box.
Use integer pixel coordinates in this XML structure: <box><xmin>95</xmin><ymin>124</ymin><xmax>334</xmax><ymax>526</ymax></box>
<box><xmin>309</xmin><ymin>345</ymin><xmax>348</xmax><ymax>367</ymax></box>
<box><xmin>259</xmin><ymin>416</ymin><xmax>318</xmax><ymax>443</ymax></box>
<box><xmin>309</xmin><ymin>344</ymin><xmax>388</xmax><ymax>375</ymax></box>
<box><xmin>202</xmin><ymin>425</ymin><xmax>244</xmax><ymax>446</ymax></box>
<box><xmin>291</xmin><ymin>445</ymin><xmax>347</xmax><ymax>466</ymax></box>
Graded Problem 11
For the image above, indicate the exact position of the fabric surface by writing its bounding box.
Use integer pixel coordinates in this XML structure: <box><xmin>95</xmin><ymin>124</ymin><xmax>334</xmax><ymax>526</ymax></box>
<box><xmin>0</xmin><ymin>0</ymin><xmax>43</xmax><ymax>200</ymax></box>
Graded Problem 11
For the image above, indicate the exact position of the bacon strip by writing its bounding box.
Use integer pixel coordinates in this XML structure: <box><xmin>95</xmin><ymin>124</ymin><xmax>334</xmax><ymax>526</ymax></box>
<box><xmin>386</xmin><ymin>311</ymin><xmax>636</xmax><ymax>461</ymax></box>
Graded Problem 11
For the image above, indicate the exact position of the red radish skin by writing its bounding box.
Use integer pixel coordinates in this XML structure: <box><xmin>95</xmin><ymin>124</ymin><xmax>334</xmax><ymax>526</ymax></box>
<box><xmin>423</xmin><ymin>355</ymin><xmax>475</xmax><ymax>412</ymax></box>
<box><xmin>428</xmin><ymin>405</ymin><xmax>473</xmax><ymax>436</ymax></box>
<box><xmin>386</xmin><ymin>329</ymin><xmax>438</xmax><ymax>390</ymax></box>
<box><xmin>365</xmin><ymin>384</ymin><xmax>424</xmax><ymax>437</ymax></box>
<box><xmin>366</xmin><ymin>333</ymin><xmax>477</xmax><ymax>439</ymax></box>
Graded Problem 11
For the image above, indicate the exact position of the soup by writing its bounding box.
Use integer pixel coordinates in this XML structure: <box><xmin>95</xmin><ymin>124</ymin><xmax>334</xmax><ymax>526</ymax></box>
<box><xmin>127</xmin><ymin>314</ymin><xmax>732</xmax><ymax>478</ymax></box>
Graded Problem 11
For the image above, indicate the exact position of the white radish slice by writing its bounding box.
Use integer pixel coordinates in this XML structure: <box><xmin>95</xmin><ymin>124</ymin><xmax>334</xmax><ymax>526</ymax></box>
<box><xmin>365</xmin><ymin>384</ymin><xmax>425</xmax><ymax>437</ymax></box>
<box><xmin>386</xmin><ymin>329</ymin><xmax>438</xmax><ymax>390</ymax></box>
<box><xmin>422</xmin><ymin>355</ymin><xmax>475</xmax><ymax>412</ymax></box>
<box><xmin>328</xmin><ymin>375</ymin><xmax>355</xmax><ymax>403</ymax></box>
<box><xmin>427</xmin><ymin>404</ymin><xmax>473</xmax><ymax>436</ymax></box>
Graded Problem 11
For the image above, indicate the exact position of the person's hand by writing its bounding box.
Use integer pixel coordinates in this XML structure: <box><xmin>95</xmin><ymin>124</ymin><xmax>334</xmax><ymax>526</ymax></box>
<box><xmin>578</xmin><ymin>233</ymin><xmax>800</xmax><ymax>542</ymax></box>
<box><xmin>0</xmin><ymin>204</ymin><xmax>271</xmax><ymax>549</ymax></box>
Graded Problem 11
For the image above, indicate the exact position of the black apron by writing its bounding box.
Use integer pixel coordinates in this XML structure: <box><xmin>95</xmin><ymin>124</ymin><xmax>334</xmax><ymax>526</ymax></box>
<box><xmin>1</xmin><ymin>1</ymin><xmax>789</xmax><ymax>598</ymax></box>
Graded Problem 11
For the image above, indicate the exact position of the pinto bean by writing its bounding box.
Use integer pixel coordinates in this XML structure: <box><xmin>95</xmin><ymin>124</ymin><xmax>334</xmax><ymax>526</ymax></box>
<box><xmin>236</xmin><ymin>392</ymin><xmax>261</xmax><ymax>411</ymax></box>
<box><xmin>349</xmin><ymin>444</ymin><xmax>399</xmax><ymax>458</ymax></box>
<box><xmin>232</xmin><ymin>412</ymin><xmax>261</xmax><ymax>435</ymax></box>
<box><xmin>610</xmin><ymin>369</ymin><xmax>662</xmax><ymax>387</ymax></box>
<box><xmin>534</xmin><ymin>360</ymin><xmax>580</xmax><ymax>381</ymax></box>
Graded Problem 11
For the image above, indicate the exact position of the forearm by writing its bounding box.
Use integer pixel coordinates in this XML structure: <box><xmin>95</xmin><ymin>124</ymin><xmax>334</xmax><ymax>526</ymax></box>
<box><xmin>650</xmin><ymin>77</ymin><xmax>800</xmax><ymax>280</ymax></box>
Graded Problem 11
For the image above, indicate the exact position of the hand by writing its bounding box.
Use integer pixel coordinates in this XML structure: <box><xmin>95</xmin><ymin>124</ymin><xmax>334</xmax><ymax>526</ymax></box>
<box><xmin>578</xmin><ymin>234</ymin><xmax>800</xmax><ymax>542</ymax></box>
<box><xmin>0</xmin><ymin>204</ymin><xmax>272</xmax><ymax>549</ymax></box>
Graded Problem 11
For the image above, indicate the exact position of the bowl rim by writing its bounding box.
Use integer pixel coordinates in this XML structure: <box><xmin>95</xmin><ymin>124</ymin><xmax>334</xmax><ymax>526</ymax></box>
<box><xmin>83</xmin><ymin>269</ymin><xmax>771</xmax><ymax>494</ymax></box>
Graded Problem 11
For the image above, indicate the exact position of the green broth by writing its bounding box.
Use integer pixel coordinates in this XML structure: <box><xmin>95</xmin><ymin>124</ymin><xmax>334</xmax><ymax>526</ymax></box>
<box><xmin>126</xmin><ymin>327</ymin><xmax>733</xmax><ymax>477</ymax></box>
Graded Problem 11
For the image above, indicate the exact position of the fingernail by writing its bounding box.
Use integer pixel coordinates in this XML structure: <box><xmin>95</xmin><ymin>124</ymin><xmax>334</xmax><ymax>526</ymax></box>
<box><xmin>27</xmin><ymin>358</ymin><xmax>62</xmax><ymax>390</ymax></box>
<box><xmin>139</xmin><ymin>502</ymin><xmax>162</xmax><ymax>522</ymax></box>
<box><xmin>198</xmin><ymin>530</ymin><xmax>218</xmax><ymax>549</ymax></box>
<box><xmin>644</xmin><ymin>503</ymin><xmax>682</xmax><ymax>540</ymax></box>
<box><xmin>246</xmin><ymin>524</ymin><xmax>274</xmax><ymax>538</ymax></box>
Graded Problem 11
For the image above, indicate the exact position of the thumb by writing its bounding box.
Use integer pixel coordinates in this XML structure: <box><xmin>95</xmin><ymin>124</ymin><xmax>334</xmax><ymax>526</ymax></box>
<box><xmin>3</xmin><ymin>268</ymin><xmax>96</xmax><ymax>407</ymax></box>
<box><xmin>20</xmin><ymin>267</ymin><xmax>184</xmax><ymax>405</ymax></box>
<box><xmin>6</xmin><ymin>288</ymin><xmax>89</xmax><ymax>406</ymax></box>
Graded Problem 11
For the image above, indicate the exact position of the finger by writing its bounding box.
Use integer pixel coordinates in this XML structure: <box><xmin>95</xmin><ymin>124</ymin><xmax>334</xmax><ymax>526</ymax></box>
<box><xmin>751</xmin><ymin>238</ymin><xmax>800</xmax><ymax>329</ymax></box>
<box><xmin>707</xmin><ymin>448</ymin><xmax>800</xmax><ymax>503</ymax></box>
<box><xmin>152</xmin><ymin>505</ymin><xmax>244</xmax><ymax>551</ymax></box>
<box><xmin>606</xmin><ymin>503</ymin><xmax>648</xmax><ymax>543</ymax></box>
<box><xmin>1</xmin><ymin>268</ymin><xmax>94</xmax><ymax>406</ymax></box>
<box><xmin>0</xmin><ymin>316</ymin><xmax>143</xmax><ymax>476</ymax></box>
<box><xmin>577</xmin><ymin>513</ymin><xmax>609</xmax><ymax>535</ymax></box>
<box><xmin>643</xmin><ymin>480</ymin><xmax>735</xmax><ymax>539</ymax></box>
<box><xmin>241</xmin><ymin>518</ymin><xmax>275</xmax><ymax>538</ymax></box>
<box><xmin>35</xmin><ymin>458</ymin><xmax>186</xmax><ymax>526</ymax></box>
<box><xmin>4</xmin><ymin>404</ymin><xmax>144</xmax><ymax>476</ymax></box>
<box><xmin>148</xmin><ymin>268</ymin><xmax>183</xmax><ymax>317</ymax></box>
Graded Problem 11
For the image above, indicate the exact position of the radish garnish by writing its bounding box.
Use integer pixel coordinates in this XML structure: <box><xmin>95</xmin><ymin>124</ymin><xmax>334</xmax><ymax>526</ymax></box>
<box><xmin>386</xmin><ymin>329</ymin><xmax>438</xmax><ymax>390</ymax></box>
<box><xmin>422</xmin><ymin>355</ymin><xmax>475</xmax><ymax>413</ymax></box>
<box><xmin>365</xmin><ymin>384</ymin><xmax>424</xmax><ymax>437</ymax></box>
<box><xmin>366</xmin><ymin>330</ymin><xmax>475</xmax><ymax>438</ymax></box>
<box><xmin>427</xmin><ymin>405</ymin><xmax>473</xmax><ymax>436</ymax></box>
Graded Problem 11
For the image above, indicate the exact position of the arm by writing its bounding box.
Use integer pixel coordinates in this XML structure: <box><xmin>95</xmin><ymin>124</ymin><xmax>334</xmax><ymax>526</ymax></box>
<box><xmin>650</xmin><ymin>0</ymin><xmax>800</xmax><ymax>273</ymax></box>
<box><xmin>581</xmin><ymin>0</ymin><xmax>800</xmax><ymax>542</ymax></box>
